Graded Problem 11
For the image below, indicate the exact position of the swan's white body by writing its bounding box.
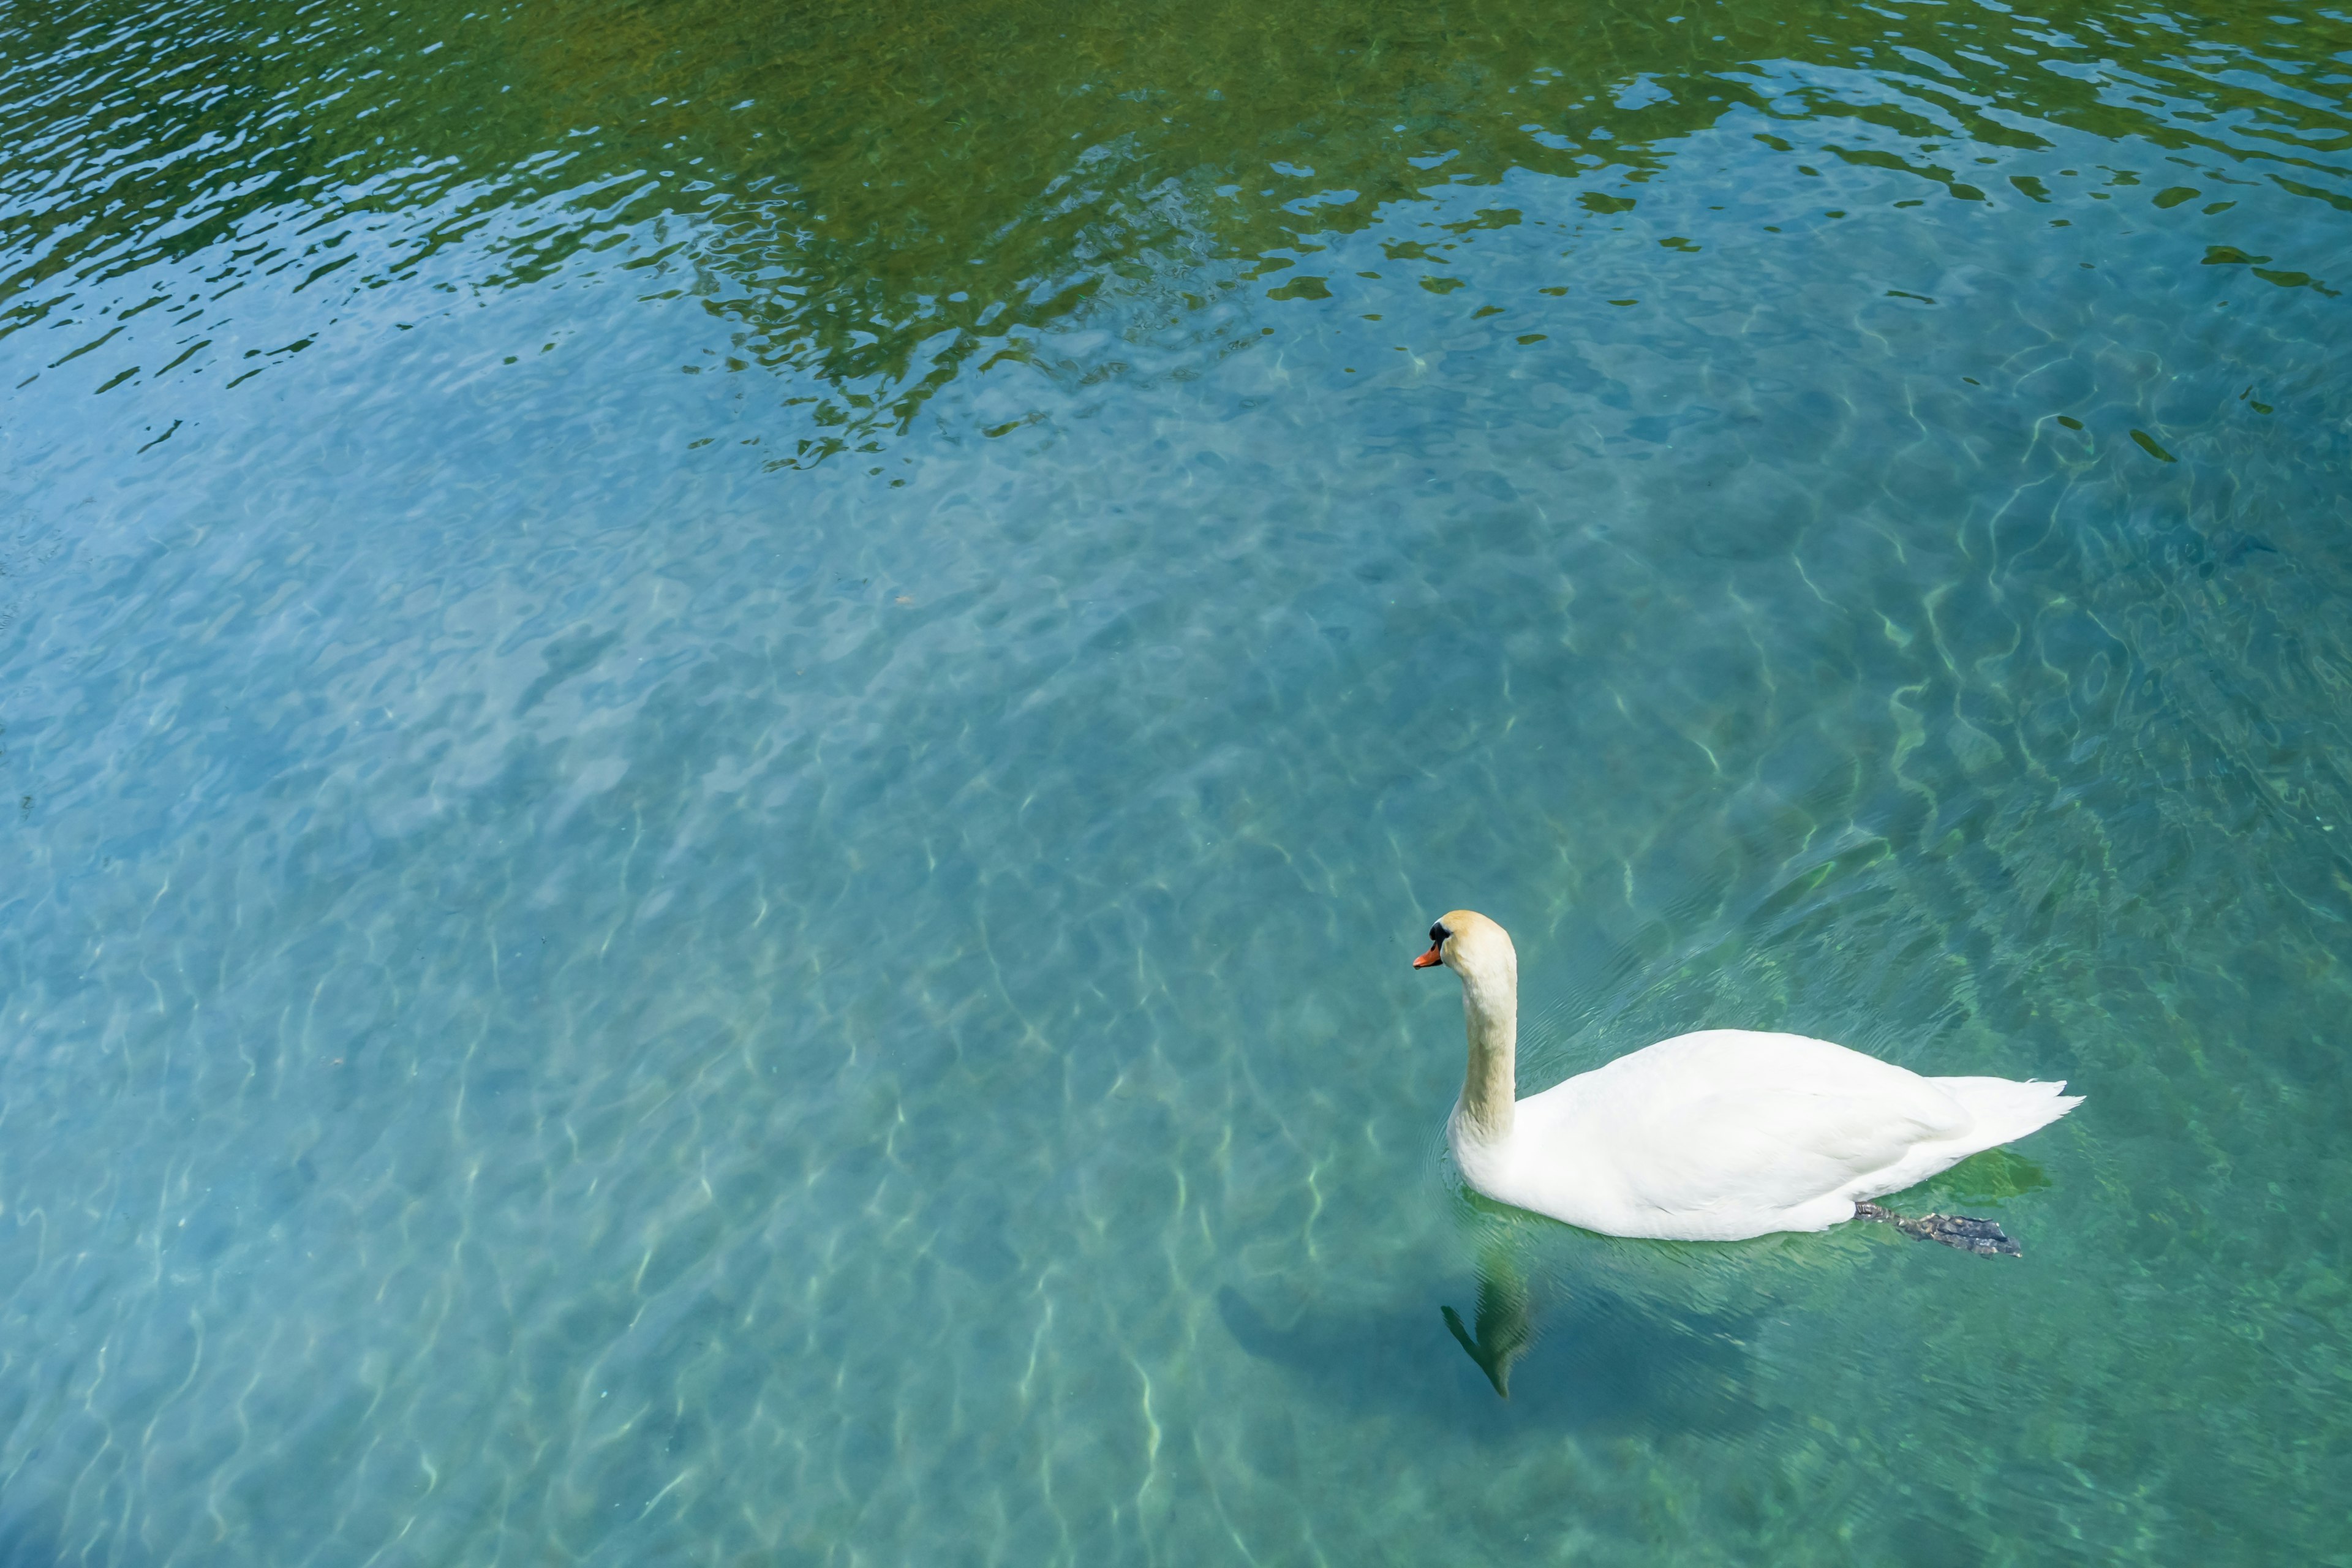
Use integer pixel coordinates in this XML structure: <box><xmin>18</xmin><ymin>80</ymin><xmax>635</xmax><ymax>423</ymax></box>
<box><xmin>1419</xmin><ymin>911</ymin><xmax>2081</xmax><ymax>1241</ymax></box>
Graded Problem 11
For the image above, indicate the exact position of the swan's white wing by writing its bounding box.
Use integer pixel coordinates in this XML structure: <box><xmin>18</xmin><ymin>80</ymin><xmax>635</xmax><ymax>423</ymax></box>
<box><xmin>1504</xmin><ymin>1031</ymin><xmax>1979</xmax><ymax>1234</ymax></box>
<box><xmin>1600</xmin><ymin>1081</ymin><xmax>1970</xmax><ymax>1221</ymax></box>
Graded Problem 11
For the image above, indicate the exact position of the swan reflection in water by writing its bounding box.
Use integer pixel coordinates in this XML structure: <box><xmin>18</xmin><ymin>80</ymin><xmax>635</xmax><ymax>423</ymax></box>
<box><xmin>1419</xmin><ymin>1140</ymin><xmax>2058</xmax><ymax>1402</ymax></box>
<box><xmin>1439</xmin><ymin>1246</ymin><xmax>1536</xmax><ymax>1398</ymax></box>
<box><xmin>1218</xmin><ymin>1240</ymin><xmax>1758</xmax><ymax>1429</ymax></box>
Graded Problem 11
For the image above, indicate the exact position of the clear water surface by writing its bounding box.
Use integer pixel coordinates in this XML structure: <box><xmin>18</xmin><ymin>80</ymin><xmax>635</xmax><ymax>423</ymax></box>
<box><xmin>4</xmin><ymin>0</ymin><xmax>2350</xmax><ymax>1561</ymax></box>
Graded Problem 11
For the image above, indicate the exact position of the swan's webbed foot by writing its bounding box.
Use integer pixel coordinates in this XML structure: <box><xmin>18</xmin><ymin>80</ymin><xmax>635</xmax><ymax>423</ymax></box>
<box><xmin>1853</xmin><ymin>1200</ymin><xmax>2022</xmax><ymax>1257</ymax></box>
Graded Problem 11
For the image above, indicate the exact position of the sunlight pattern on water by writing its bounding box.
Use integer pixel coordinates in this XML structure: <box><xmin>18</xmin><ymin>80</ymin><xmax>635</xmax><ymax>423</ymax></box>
<box><xmin>4</xmin><ymin>0</ymin><xmax>2350</xmax><ymax>1562</ymax></box>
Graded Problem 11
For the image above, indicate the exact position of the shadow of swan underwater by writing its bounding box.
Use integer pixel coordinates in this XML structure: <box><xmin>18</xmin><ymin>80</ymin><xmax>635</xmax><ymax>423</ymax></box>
<box><xmin>1216</xmin><ymin>1256</ymin><xmax>1762</xmax><ymax>1435</ymax></box>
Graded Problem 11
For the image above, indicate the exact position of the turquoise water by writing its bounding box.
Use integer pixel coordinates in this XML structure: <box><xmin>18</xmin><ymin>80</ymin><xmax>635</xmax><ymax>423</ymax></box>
<box><xmin>5</xmin><ymin>0</ymin><xmax>2351</xmax><ymax>1560</ymax></box>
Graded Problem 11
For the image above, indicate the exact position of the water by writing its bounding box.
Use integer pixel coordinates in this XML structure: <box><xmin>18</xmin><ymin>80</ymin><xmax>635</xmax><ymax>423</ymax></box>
<box><xmin>4</xmin><ymin>0</ymin><xmax>2350</xmax><ymax>1560</ymax></box>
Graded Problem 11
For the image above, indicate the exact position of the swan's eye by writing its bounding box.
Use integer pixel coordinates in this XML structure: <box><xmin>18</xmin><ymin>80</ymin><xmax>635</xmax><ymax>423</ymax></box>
<box><xmin>1430</xmin><ymin>922</ymin><xmax>1450</xmax><ymax>943</ymax></box>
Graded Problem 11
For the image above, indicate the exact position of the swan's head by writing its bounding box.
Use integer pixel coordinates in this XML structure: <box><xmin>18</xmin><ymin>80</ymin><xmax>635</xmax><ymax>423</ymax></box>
<box><xmin>1413</xmin><ymin>910</ymin><xmax>1517</xmax><ymax>987</ymax></box>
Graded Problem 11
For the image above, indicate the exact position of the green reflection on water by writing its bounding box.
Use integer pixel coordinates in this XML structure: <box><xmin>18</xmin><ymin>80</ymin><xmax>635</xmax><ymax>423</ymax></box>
<box><xmin>9</xmin><ymin>0</ymin><xmax>2347</xmax><ymax>453</ymax></box>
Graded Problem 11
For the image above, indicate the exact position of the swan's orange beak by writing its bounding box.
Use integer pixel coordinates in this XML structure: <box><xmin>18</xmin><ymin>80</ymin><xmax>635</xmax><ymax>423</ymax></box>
<box><xmin>1414</xmin><ymin>940</ymin><xmax>1444</xmax><ymax>969</ymax></box>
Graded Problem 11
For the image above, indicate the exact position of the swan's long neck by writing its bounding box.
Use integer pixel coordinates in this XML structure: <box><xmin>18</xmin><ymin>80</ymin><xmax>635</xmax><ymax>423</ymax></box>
<box><xmin>1457</xmin><ymin>962</ymin><xmax>1517</xmax><ymax>1143</ymax></box>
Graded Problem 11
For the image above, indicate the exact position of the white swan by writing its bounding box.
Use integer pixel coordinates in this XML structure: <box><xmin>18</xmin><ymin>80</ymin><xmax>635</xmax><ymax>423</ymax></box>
<box><xmin>1416</xmin><ymin>910</ymin><xmax>2081</xmax><ymax>1251</ymax></box>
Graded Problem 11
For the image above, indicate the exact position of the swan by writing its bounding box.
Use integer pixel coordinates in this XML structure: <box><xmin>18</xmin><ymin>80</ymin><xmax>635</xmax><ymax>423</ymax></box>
<box><xmin>1415</xmin><ymin>910</ymin><xmax>2081</xmax><ymax>1254</ymax></box>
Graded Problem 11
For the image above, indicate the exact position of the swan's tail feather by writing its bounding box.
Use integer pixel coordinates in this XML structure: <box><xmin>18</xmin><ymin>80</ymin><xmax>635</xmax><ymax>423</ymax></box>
<box><xmin>1933</xmin><ymin>1076</ymin><xmax>2083</xmax><ymax>1152</ymax></box>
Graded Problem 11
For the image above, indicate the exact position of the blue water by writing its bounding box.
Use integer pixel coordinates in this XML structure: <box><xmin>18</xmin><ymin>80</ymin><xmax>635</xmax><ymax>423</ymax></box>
<box><xmin>4</xmin><ymin>0</ymin><xmax>2351</xmax><ymax>1560</ymax></box>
